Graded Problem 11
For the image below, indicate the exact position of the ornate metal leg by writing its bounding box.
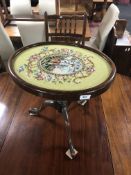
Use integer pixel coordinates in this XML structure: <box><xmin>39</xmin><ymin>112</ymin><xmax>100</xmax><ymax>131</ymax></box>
<box><xmin>29</xmin><ymin>100</ymin><xmax>45</xmax><ymax>116</ymax></box>
<box><xmin>62</xmin><ymin>102</ymin><xmax>78</xmax><ymax>159</ymax></box>
<box><xmin>29</xmin><ymin>99</ymin><xmax>54</xmax><ymax>116</ymax></box>
<box><xmin>77</xmin><ymin>100</ymin><xmax>88</xmax><ymax>106</ymax></box>
<box><xmin>29</xmin><ymin>99</ymin><xmax>78</xmax><ymax>158</ymax></box>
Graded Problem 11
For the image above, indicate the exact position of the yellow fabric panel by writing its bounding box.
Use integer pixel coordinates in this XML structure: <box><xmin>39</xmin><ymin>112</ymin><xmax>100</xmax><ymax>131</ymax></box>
<box><xmin>13</xmin><ymin>45</ymin><xmax>112</xmax><ymax>91</ymax></box>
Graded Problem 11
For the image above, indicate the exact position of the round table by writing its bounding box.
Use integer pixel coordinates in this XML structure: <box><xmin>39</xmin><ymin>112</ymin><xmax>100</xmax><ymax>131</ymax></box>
<box><xmin>8</xmin><ymin>42</ymin><xmax>116</xmax><ymax>159</ymax></box>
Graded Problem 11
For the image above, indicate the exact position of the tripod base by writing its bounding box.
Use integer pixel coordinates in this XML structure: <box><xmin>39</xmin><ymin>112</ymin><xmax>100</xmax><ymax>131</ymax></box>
<box><xmin>29</xmin><ymin>99</ymin><xmax>78</xmax><ymax>159</ymax></box>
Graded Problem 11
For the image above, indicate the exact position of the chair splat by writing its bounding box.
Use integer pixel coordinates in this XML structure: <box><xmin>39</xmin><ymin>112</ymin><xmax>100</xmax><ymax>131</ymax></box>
<box><xmin>45</xmin><ymin>11</ymin><xmax>87</xmax><ymax>46</ymax></box>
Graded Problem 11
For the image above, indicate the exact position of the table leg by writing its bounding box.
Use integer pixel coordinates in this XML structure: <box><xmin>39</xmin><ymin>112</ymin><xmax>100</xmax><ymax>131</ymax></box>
<box><xmin>29</xmin><ymin>99</ymin><xmax>78</xmax><ymax>159</ymax></box>
<box><xmin>29</xmin><ymin>100</ymin><xmax>54</xmax><ymax>116</ymax></box>
<box><xmin>61</xmin><ymin>102</ymin><xmax>78</xmax><ymax>159</ymax></box>
<box><xmin>29</xmin><ymin>101</ymin><xmax>44</xmax><ymax>116</ymax></box>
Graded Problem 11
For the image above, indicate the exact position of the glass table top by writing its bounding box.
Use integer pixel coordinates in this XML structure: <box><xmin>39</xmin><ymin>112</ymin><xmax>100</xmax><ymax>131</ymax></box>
<box><xmin>10</xmin><ymin>44</ymin><xmax>114</xmax><ymax>92</ymax></box>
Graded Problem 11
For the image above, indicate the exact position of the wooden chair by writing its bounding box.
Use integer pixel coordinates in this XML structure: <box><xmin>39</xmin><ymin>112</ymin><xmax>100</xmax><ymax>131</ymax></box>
<box><xmin>44</xmin><ymin>12</ymin><xmax>87</xmax><ymax>46</ymax></box>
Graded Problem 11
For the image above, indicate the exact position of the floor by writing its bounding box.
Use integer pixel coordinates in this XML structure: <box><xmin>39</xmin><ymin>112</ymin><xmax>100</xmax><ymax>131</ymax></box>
<box><xmin>0</xmin><ymin>71</ymin><xmax>131</xmax><ymax>175</ymax></box>
<box><xmin>0</xmin><ymin>73</ymin><xmax>114</xmax><ymax>175</ymax></box>
<box><xmin>1</xmin><ymin>2</ymin><xmax>131</xmax><ymax>175</ymax></box>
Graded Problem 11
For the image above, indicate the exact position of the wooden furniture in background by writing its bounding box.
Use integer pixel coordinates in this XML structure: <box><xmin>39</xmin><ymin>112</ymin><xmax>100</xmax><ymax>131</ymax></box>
<box><xmin>0</xmin><ymin>0</ymin><xmax>10</xmax><ymax>26</ymax></box>
<box><xmin>3</xmin><ymin>12</ymin><xmax>91</xmax><ymax>41</ymax></box>
<box><xmin>59</xmin><ymin>0</ymin><xmax>87</xmax><ymax>15</ymax></box>
<box><xmin>45</xmin><ymin>12</ymin><xmax>87</xmax><ymax>46</ymax></box>
<box><xmin>0</xmin><ymin>0</ymin><xmax>60</xmax><ymax>25</ymax></box>
<box><xmin>90</xmin><ymin>0</ymin><xmax>113</xmax><ymax>20</ymax></box>
<box><xmin>59</xmin><ymin>0</ymin><xmax>113</xmax><ymax>19</ymax></box>
<box><xmin>103</xmin><ymin>19</ymin><xmax>131</xmax><ymax>76</ymax></box>
<box><xmin>115</xmin><ymin>19</ymin><xmax>127</xmax><ymax>38</ymax></box>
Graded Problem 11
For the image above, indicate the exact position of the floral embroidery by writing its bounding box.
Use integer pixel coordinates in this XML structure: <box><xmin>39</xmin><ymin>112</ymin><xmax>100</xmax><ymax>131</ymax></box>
<box><xmin>18</xmin><ymin>46</ymin><xmax>95</xmax><ymax>84</ymax></box>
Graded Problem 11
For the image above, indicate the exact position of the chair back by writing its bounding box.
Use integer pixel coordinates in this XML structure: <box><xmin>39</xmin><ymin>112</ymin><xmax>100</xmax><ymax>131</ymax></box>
<box><xmin>17</xmin><ymin>21</ymin><xmax>46</xmax><ymax>46</ymax></box>
<box><xmin>10</xmin><ymin>0</ymin><xmax>32</xmax><ymax>15</ymax></box>
<box><xmin>39</xmin><ymin>0</ymin><xmax>56</xmax><ymax>15</ymax></box>
<box><xmin>94</xmin><ymin>3</ymin><xmax>120</xmax><ymax>51</ymax></box>
<box><xmin>44</xmin><ymin>12</ymin><xmax>87</xmax><ymax>46</ymax></box>
<box><xmin>0</xmin><ymin>22</ymin><xmax>15</xmax><ymax>64</ymax></box>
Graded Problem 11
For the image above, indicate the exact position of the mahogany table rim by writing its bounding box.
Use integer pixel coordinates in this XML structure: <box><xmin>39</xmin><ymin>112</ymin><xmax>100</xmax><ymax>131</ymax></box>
<box><xmin>7</xmin><ymin>42</ymin><xmax>116</xmax><ymax>101</ymax></box>
<box><xmin>7</xmin><ymin>41</ymin><xmax>116</xmax><ymax>159</ymax></box>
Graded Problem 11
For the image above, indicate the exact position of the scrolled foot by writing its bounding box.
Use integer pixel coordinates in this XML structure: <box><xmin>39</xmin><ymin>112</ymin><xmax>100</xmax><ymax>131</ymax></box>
<box><xmin>66</xmin><ymin>148</ymin><xmax>78</xmax><ymax>159</ymax></box>
<box><xmin>29</xmin><ymin>107</ymin><xmax>40</xmax><ymax>116</ymax></box>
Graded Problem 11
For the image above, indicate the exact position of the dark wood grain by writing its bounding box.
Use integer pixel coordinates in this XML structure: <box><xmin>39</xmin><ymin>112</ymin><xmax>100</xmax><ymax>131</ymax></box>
<box><xmin>0</xmin><ymin>73</ymin><xmax>113</xmax><ymax>175</ymax></box>
<box><xmin>0</xmin><ymin>73</ymin><xmax>22</xmax><ymax>150</ymax></box>
<box><xmin>102</xmin><ymin>74</ymin><xmax>131</xmax><ymax>175</ymax></box>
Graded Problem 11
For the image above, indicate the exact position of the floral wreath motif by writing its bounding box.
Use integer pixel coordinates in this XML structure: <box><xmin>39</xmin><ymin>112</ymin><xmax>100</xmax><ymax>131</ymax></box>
<box><xmin>18</xmin><ymin>46</ymin><xmax>95</xmax><ymax>84</ymax></box>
